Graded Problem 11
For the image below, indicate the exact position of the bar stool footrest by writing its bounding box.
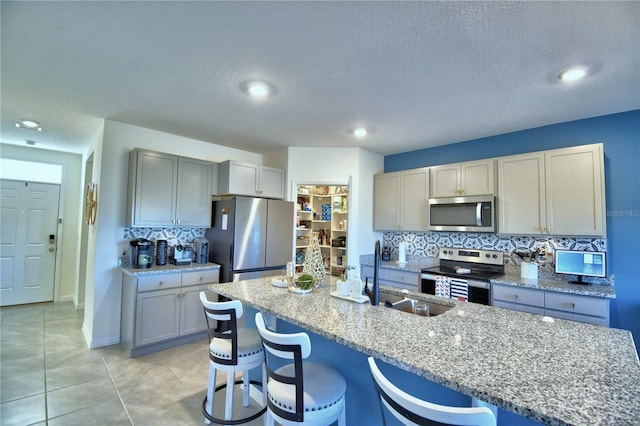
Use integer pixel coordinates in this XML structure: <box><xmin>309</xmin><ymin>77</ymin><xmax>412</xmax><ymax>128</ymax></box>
<box><xmin>202</xmin><ymin>379</ymin><xmax>266</xmax><ymax>425</ymax></box>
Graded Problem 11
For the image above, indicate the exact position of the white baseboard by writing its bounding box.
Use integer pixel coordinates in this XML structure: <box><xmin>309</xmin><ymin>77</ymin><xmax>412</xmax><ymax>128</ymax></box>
<box><xmin>82</xmin><ymin>322</ymin><xmax>119</xmax><ymax>349</ymax></box>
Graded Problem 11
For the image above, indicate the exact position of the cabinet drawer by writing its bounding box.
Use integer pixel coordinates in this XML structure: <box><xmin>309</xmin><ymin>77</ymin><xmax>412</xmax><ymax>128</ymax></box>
<box><xmin>137</xmin><ymin>273</ymin><xmax>181</xmax><ymax>292</ymax></box>
<box><xmin>544</xmin><ymin>309</ymin><xmax>608</xmax><ymax>327</ymax></box>
<box><xmin>360</xmin><ymin>265</ymin><xmax>388</xmax><ymax>280</ymax></box>
<box><xmin>386</xmin><ymin>269</ymin><xmax>419</xmax><ymax>287</ymax></box>
<box><xmin>544</xmin><ymin>292</ymin><xmax>609</xmax><ymax>317</ymax></box>
<box><xmin>492</xmin><ymin>285</ymin><xmax>544</xmax><ymax>308</ymax></box>
<box><xmin>182</xmin><ymin>269</ymin><xmax>220</xmax><ymax>286</ymax></box>
<box><xmin>493</xmin><ymin>300</ymin><xmax>545</xmax><ymax>315</ymax></box>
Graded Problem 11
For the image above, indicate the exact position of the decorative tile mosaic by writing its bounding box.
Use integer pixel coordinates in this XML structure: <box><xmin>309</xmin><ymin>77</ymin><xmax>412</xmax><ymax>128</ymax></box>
<box><xmin>124</xmin><ymin>227</ymin><xmax>206</xmax><ymax>245</ymax></box>
<box><xmin>382</xmin><ymin>231</ymin><xmax>607</xmax><ymax>268</ymax></box>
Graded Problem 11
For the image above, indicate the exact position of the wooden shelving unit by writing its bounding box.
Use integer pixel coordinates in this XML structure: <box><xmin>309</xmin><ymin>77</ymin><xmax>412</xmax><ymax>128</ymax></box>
<box><xmin>295</xmin><ymin>187</ymin><xmax>348</xmax><ymax>276</ymax></box>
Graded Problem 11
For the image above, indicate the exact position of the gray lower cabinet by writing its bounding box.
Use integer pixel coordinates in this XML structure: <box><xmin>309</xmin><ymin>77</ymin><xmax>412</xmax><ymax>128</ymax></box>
<box><xmin>492</xmin><ymin>285</ymin><xmax>545</xmax><ymax>315</ymax></box>
<box><xmin>360</xmin><ymin>265</ymin><xmax>419</xmax><ymax>292</ymax></box>
<box><xmin>121</xmin><ymin>267</ymin><xmax>220</xmax><ymax>357</ymax></box>
<box><xmin>492</xmin><ymin>283</ymin><xmax>609</xmax><ymax>326</ymax></box>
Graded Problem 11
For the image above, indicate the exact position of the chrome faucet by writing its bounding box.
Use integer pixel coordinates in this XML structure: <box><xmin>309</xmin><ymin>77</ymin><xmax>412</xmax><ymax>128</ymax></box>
<box><xmin>365</xmin><ymin>240</ymin><xmax>381</xmax><ymax>305</ymax></box>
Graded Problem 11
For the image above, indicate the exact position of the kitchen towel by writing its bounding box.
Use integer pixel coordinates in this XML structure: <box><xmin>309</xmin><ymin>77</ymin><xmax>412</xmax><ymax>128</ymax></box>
<box><xmin>435</xmin><ymin>275</ymin><xmax>451</xmax><ymax>298</ymax></box>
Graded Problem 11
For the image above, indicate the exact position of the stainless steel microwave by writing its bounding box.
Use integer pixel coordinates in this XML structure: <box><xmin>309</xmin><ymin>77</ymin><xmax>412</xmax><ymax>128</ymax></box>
<box><xmin>428</xmin><ymin>195</ymin><xmax>495</xmax><ymax>232</ymax></box>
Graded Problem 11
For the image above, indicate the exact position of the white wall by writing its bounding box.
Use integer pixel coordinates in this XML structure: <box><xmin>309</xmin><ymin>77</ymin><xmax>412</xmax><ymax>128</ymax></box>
<box><xmin>286</xmin><ymin>147</ymin><xmax>384</xmax><ymax>266</ymax></box>
<box><xmin>0</xmin><ymin>144</ymin><xmax>83</xmax><ymax>304</ymax></box>
<box><xmin>84</xmin><ymin>120</ymin><xmax>263</xmax><ymax>348</ymax></box>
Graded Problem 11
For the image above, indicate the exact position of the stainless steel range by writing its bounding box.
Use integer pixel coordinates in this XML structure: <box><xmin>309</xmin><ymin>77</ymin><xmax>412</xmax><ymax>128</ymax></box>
<box><xmin>420</xmin><ymin>248</ymin><xmax>504</xmax><ymax>305</ymax></box>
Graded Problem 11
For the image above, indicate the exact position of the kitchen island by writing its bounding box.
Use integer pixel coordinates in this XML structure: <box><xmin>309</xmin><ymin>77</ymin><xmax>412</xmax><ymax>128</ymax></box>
<box><xmin>209</xmin><ymin>277</ymin><xmax>639</xmax><ymax>425</ymax></box>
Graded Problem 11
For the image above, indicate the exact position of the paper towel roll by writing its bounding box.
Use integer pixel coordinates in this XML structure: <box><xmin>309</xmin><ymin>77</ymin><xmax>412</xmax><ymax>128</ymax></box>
<box><xmin>398</xmin><ymin>242</ymin><xmax>407</xmax><ymax>263</ymax></box>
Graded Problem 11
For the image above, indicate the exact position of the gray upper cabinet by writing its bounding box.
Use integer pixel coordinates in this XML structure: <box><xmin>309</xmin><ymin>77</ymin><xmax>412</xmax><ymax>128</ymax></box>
<box><xmin>127</xmin><ymin>149</ymin><xmax>212</xmax><ymax>227</ymax></box>
<box><xmin>430</xmin><ymin>159</ymin><xmax>495</xmax><ymax>198</ymax></box>
<box><xmin>497</xmin><ymin>143</ymin><xmax>605</xmax><ymax>236</ymax></box>
<box><xmin>217</xmin><ymin>160</ymin><xmax>285</xmax><ymax>199</ymax></box>
<box><xmin>374</xmin><ymin>168</ymin><xmax>429</xmax><ymax>231</ymax></box>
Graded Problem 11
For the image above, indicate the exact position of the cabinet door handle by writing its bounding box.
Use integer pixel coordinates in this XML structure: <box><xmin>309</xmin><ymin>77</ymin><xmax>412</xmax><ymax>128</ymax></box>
<box><xmin>514</xmin><ymin>294</ymin><xmax>519</xmax><ymax>300</ymax></box>
<box><xmin>159</xmin><ymin>281</ymin><xmax>164</xmax><ymax>286</ymax></box>
<box><xmin>199</xmin><ymin>276</ymin><xmax>204</xmax><ymax>282</ymax></box>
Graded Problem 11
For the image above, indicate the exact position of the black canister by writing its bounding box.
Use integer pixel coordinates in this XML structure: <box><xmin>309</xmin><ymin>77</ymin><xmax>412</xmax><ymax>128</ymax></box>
<box><xmin>156</xmin><ymin>239</ymin><xmax>168</xmax><ymax>266</ymax></box>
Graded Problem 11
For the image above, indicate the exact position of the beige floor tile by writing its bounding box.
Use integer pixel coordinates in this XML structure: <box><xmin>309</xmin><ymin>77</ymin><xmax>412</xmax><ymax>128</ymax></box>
<box><xmin>0</xmin><ymin>301</ymin><xmax>268</xmax><ymax>426</ymax></box>
<box><xmin>0</xmin><ymin>353</ymin><xmax>45</xmax><ymax>379</ymax></box>
<box><xmin>46</xmin><ymin>377</ymin><xmax>119</xmax><ymax>419</ymax></box>
<box><xmin>126</xmin><ymin>395</ymin><xmax>203</xmax><ymax>426</ymax></box>
<box><xmin>0</xmin><ymin>392</ymin><xmax>46</xmax><ymax>426</ymax></box>
<box><xmin>47</xmin><ymin>397</ymin><xmax>131</xmax><ymax>426</ymax></box>
<box><xmin>45</xmin><ymin>344</ymin><xmax>106</xmax><ymax>369</ymax></box>
<box><xmin>45</xmin><ymin>359</ymin><xmax>111</xmax><ymax>391</ymax></box>
<box><xmin>0</xmin><ymin>369</ymin><xmax>45</xmax><ymax>403</ymax></box>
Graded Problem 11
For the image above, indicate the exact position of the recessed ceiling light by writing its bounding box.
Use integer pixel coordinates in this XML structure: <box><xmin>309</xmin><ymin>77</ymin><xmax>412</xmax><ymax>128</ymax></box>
<box><xmin>239</xmin><ymin>80</ymin><xmax>276</xmax><ymax>99</ymax></box>
<box><xmin>352</xmin><ymin>127</ymin><xmax>368</xmax><ymax>138</ymax></box>
<box><xmin>15</xmin><ymin>119</ymin><xmax>42</xmax><ymax>131</ymax></box>
<box><xmin>349</xmin><ymin>126</ymin><xmax>373</xmax><ymax>138</ymax></box>
<box><xmin>558</xmin><ymin>66</ymin><xmax>588</xmax><ymax>82</ymax></box>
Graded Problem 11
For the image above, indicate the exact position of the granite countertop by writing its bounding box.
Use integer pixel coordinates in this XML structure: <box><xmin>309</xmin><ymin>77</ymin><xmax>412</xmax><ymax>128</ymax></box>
<box><xmin>120</xmin><ymin>262</ymin><xmax>220</xmax><ymax>276</ymax></box>
<box><xmin>360</xmin><ymin>255</ymin><xmax>616</xmax><ymax>299</ymax></box>
<box><xmin>492</xmin><ymin>271</ymin><xmax>616</xmax><ymax>298</ymax></box>
<box><xmin>208</xmin><ymin>277</ymin><xmax>639</xmax><ymax>426</ymax></box>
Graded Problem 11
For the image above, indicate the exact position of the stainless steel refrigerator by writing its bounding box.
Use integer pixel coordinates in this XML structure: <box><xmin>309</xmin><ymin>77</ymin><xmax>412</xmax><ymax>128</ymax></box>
<box><xmin>205</xmin><ymin>196</ymin><xmax>294</xmax><ymax>282</ymax></box>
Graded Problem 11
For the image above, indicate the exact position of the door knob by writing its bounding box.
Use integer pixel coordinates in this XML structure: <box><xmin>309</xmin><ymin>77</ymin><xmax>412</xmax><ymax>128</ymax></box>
<box><xmin>49</xmin><ymin>247</ymin><xmax>55</xmax><ymax>252</ymax></box>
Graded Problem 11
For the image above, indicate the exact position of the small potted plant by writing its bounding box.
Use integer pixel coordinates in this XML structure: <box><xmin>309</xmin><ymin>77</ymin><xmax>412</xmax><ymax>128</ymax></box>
<box><xmin>291</xmin><ymin>273</ymin><xmax>315</xmax><ymax>293</ymax></box>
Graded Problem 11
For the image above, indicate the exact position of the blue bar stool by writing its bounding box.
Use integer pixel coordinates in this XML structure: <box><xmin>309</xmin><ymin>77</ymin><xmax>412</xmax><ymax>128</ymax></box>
<box><xmin>255</xmin><ymin>312</ymin><xmax>346</xmax><ymax>426</ymax></box>
<box><xmin>200</xmin><ymin>292</ymin><xmax>267</xmax><ymax>425</ymax></box>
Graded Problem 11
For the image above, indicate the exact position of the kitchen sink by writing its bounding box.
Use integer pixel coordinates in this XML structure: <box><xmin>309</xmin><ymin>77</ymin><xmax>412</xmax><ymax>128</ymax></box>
<box><xmin>380</xmin><ymin>290</ymin><xmax>453</xmax><ymax>317</ymax></box>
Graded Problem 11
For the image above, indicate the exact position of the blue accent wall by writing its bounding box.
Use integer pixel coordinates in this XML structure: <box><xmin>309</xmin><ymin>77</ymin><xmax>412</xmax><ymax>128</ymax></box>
<box><xmin>385</xmin><ymin>110</ymin><xmax>640</xmax><ymax>350</ymax></box>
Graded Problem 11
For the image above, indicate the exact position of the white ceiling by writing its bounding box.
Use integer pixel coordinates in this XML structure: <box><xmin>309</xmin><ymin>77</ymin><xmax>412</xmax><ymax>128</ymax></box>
<box><xmin>1</xmin><ymin>1</ymin><xmax>639</xmax><ymax>156</ymax></box>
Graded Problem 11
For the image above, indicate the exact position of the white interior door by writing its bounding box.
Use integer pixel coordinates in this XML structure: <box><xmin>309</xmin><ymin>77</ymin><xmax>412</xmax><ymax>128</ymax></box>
<box><xmin>0</xmin><ymin>180</ymin><xmax>60</xmax><ymax>306</ymax></box>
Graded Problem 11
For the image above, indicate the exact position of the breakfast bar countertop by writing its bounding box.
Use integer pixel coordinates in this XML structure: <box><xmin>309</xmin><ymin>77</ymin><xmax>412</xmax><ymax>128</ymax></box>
<box><xmin>209</xmin><ymin>277</ymin><xmax>639</xmax><ymax>426</ymax></box>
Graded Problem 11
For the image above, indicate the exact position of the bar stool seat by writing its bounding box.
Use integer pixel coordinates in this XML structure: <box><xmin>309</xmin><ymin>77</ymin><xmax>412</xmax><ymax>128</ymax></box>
<box><xmin>268</xmin><ymin>362</ymin><xmax>346</xmax><ymax>416</ymax></box>
<box><xmin>200</xmin><ymin>292</ymin><xmax>267</xmax><ymax>425</ymax></box>
<box><xmin>255</xmin><ymin>312</ymin><xmax>346</xmax><ymax>426</ymax></box>
<box><xmin>208</xmin><ymin>329</ymin><xmax>262</xmax><ymax>361</ymax></box>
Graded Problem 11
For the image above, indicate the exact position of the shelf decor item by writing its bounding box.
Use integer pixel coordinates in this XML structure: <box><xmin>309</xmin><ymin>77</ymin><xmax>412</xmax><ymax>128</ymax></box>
<box><xmin>303</xmin><ymin>232</ymin><xmax>326</xmax><ymax>286</ymax></box>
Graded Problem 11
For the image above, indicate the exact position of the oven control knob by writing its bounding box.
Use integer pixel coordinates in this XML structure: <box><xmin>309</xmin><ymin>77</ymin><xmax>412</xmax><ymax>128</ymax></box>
<box><xmin>492</xmin><ymin>254</ymin><xmax>498</xmax><ymax>259</ymax></box>
<box><xmin>485</xmin><ymin>254</ymin><xmax>490</xmax><ymax>258</ymax></box>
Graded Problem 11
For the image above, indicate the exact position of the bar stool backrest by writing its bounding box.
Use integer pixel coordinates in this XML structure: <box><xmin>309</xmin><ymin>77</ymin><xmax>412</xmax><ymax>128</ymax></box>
<box><xmin>368</xmin><ymin>357</ymin><xmax>496</xmax><ymax>426</ymax></box>
<box><xmin>255</xmin><ymin>312</ymin><xmax>311</xmax><ymax>423</ymax></box>
<box><xmin>200</xmin><ymin>292</ymin><xmax>243</xmax><ymax>366</ymax></box>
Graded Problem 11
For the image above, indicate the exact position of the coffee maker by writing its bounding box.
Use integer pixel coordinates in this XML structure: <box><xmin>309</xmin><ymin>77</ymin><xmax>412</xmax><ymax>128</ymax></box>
<box><xmin>194</xmin><ymin>237</ymin><xmax>209</xmax><ymax>264</ymax></box>
<box><xmin>129</xmin><ymin>238</ymin><xmax>155</xmax><ymax>268</ymax></box>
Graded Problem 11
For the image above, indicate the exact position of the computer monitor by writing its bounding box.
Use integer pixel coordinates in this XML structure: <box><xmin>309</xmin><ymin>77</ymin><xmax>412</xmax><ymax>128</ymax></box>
<box><xmin>554</xmin><ymin>250</ymin><xmax>606</xmax><ymax>285</ymax></box>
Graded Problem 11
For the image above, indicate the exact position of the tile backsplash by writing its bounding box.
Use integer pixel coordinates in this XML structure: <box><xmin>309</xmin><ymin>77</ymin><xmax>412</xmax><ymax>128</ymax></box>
<box><xmin>124</xmin><ymin>227</ymin><xmax>206</xmax><ymax>245</ymax></box>
<box><xmin>382</xmin><ymin>231</ymin><xmax>606</xmax><ymax>266</ymax></box>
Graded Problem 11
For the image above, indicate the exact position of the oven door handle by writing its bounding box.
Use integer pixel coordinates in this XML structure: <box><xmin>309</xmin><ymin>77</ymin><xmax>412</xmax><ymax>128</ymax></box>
<box><xmin>466</xmin><ymin>280</ymin><xmax>491</xmax><ymax>290</ymax></box>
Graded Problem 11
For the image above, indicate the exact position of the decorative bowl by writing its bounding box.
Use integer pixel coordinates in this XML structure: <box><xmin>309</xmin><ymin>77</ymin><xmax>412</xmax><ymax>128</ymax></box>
<box><xmin>294</xmin><ymin>273</ymin><xmax>315</xmax><ymax>290</ymax></box>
